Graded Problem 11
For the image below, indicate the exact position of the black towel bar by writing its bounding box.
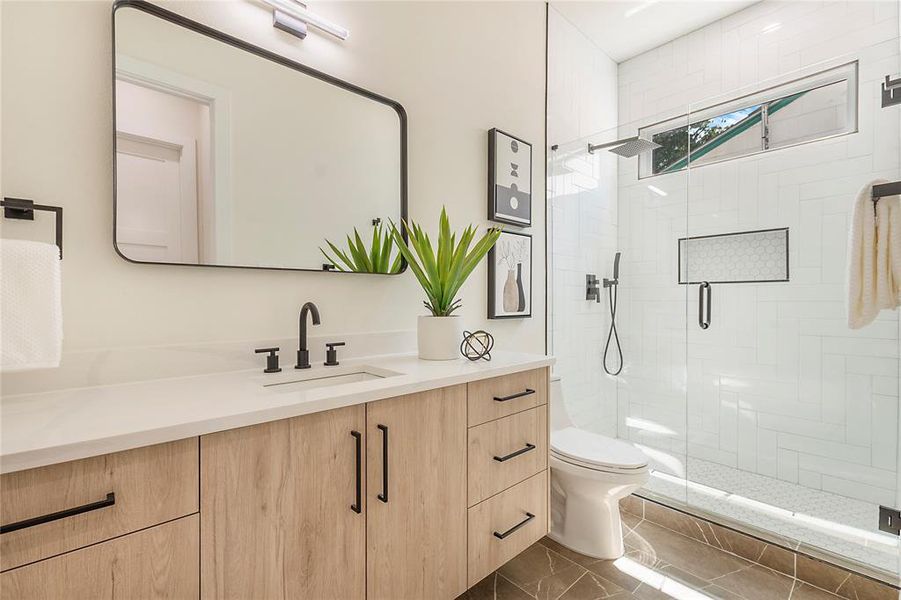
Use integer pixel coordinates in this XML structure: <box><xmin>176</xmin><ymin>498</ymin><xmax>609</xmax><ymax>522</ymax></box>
<box><xmin>1</xmin><ymin>197</ymin><xmax>63</xmax><ymax>259</ymax></box>
<box><xmin>873</xmin><ymin>181</ymin><xmax>901</xmax><ymax>199</ymax></box>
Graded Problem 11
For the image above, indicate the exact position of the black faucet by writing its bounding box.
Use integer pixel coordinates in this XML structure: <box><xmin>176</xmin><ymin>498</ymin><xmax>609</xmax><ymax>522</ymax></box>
<box><xmin>296</xmin><ymin>302</ymin><xmax>321</xmax><ymax>369</ymax></box>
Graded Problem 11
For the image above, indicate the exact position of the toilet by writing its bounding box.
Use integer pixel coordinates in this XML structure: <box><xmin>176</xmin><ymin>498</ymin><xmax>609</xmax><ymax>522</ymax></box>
<box><xmin>548</xmin><ymin>375</ymin><xmax>650</xmax><ymax>560</ymax></box>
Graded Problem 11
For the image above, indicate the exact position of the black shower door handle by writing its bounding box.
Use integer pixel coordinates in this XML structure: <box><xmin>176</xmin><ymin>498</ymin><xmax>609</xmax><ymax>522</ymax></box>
<box><xmin>377</xmin><ymin>424</ymin><xmax>388</xmax><ymax>503</ymax></box>
<box><xmin>351</xmin><ymin>431</ymin><xmax>362</xmax><ymax>514</ymax></box>
<box><xmin>699</xmin><ymin>282</ymin><xmax>711</xmax><ymax>330</ymax></box>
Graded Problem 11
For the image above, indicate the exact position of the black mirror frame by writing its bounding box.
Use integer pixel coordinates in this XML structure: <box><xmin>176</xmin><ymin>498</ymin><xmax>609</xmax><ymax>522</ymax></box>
<box><xmin>111</xmin><ymin>0</ymin><xmax>408</xmax><ymax>275</ymax></box>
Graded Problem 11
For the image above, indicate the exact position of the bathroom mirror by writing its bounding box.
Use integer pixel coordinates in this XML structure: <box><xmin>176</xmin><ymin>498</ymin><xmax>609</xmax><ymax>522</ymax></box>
<box><xmin>112</xmin><ymin>1</ymin><xmax>406</xmax><ymax>272</ymax></box>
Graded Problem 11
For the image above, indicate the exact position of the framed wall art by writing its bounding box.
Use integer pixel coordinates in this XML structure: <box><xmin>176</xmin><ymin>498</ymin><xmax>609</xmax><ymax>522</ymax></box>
<box><xmin>488</xmin><ymin>230</ymin><xmax>532</xmax><ymax>319</ymax></box>
<box><xmin>488</xmin><ymin>128</ymin><xmax>532</xmax><ymax>226</ymax></box>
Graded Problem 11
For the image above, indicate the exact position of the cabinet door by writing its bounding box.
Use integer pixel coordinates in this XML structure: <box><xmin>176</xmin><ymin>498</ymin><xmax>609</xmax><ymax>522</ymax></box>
<box><xmin>1</xmin><ymin>515</ymin><xmax>198</xmax><ymax>600</ymax></box>
<box><xmin>366</xmin><ymin>385</ymin><xmax>467</xmax><ymax>600</ymax></box>
<box><xmin>201</xmin><ymin>405</ymin><xmax>366</xmax><ymax>600</ymax></box>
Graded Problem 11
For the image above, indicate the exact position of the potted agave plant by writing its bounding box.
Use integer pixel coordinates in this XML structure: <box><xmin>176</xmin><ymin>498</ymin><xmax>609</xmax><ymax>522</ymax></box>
<box><xmin>390</xmin><ymin>207</ymin><xmax>501</xmax><ymax>360</ymax></box>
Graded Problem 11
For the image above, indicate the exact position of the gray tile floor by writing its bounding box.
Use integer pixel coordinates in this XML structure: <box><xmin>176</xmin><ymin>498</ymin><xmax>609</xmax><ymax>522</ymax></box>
<box><xmin>458</xmin><ymin>513</ymin><xmax>848</xmax><ymax>600</ymax></box>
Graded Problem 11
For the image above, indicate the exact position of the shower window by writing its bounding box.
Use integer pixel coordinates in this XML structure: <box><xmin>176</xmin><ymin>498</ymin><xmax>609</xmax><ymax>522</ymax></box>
<box><xmin>639</xmin><ymin>61</ymin><xmax>857</xmax><ymax>178</ymax></box>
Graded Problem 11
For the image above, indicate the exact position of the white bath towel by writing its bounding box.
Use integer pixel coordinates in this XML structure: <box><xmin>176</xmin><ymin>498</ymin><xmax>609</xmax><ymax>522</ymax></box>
<box><xmin>1</xmin><ymin>239</ymin><xmax>63</xmax><ymax>371</ymax></box>
<box><xmin>847</xmin><ymin>179</ymin><xmax>901</xmax><ymax>329</ymax></box>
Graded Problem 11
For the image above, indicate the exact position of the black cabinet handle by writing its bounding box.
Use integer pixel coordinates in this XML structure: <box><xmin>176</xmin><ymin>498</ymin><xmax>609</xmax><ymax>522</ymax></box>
<box><xmin>699</xmin><ymin>282</ymin><xmax>711</xmax><ymax>330</ymax></box>
<box><xmin>493</xmin><ymin>389</ymin><xmax>535</xmax><ymax>402</ymax></box>
<box><xmin>494</xmin><ymin>443</ymin><xmax>536</xmax><ymax>463</ymax></box>
<box><xmin>1</xmin><ymin>492</ymin><xmax>115</xmax><ymax>535</ymax></box>
<box><xmin>351</xmin><ymin>431</ymin><xmax>362</xmax><ymax>514</ymax></box>
<box><xmin>377</xmin><ymin>424</ymin><xmax>388</xmax><ymax>503</ymax></box>
<box><xmin>493</xmin><ymin>512</ymin><xmax>535</xmax><ymax>539</ymax></box>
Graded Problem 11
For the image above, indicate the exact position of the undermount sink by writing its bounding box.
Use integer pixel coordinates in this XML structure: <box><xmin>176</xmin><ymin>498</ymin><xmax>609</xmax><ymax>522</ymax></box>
<box><xmin>262</xmin><ymin>366</ymin><xmax>400</xmax><ymax>392</ymax></box>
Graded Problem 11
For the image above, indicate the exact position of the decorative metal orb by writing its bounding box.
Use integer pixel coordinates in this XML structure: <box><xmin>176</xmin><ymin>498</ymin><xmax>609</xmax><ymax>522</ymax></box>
<box><xmin>460</xmin><ymin>330</ymin><xmax>494</xmax><ymax>361</ymax></box>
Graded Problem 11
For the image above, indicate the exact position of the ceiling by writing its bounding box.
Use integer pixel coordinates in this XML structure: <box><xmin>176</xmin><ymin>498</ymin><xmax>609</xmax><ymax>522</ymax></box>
<box><xmin>551</xmin><ymin>1</ymin><xmax>760</xmax><ymax>63</ymax></box>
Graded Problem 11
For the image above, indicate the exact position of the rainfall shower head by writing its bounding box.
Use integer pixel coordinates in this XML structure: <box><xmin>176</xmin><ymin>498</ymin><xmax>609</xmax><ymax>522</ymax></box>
<box><xmin>588</xmin><ymin>136</ymin><xmax>661</xmax><ymax>158</ymax></box>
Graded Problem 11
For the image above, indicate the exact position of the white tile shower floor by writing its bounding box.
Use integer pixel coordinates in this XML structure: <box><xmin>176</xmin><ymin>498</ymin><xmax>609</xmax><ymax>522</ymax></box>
<box><xmin>641</xmin><ymin>456</ymin><xmax>900</xmax><ymax>578</ymax></box>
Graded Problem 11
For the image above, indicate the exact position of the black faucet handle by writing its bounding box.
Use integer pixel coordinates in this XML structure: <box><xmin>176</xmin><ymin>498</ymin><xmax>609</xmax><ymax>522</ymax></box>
<box><xmin>255</xmin><ymin>347</ymin><xmax>282</xmax><ymax>373</ymax></box>
<box><xmin>324</xmin><ymin>342</ymin><xmax>345</xmax><ymax>366</ymax></box>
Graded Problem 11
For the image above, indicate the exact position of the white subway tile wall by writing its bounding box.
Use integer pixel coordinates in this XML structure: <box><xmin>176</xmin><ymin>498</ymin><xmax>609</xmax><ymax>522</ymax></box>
<box><xmin>612</xmin><ymin>0</ymin><xmax>900</xmax><ymax>575</ymax></box>
<box><xmin>547</xmin><ymin>6</ymin><xmax>620</xmax><ymax>437</ymax></box>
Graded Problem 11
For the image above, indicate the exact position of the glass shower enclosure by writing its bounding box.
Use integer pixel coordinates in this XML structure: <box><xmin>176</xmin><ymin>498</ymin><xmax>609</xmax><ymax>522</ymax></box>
<box><xmin>548</xmin><ymin>44</ymin><xmax>901</xmax><ymax>583</ymax></box>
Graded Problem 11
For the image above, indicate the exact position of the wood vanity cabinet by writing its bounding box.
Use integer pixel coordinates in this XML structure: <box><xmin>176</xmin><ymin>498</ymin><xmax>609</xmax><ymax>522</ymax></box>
<box><xmin>0</xmin><ymin>439</ymin><xmax>199</xmax><ymax>600</ymax></box>
<box><xmin>1</xmin><ymin>515</ymin><xmax>199</xmax><ymax>599</ymax></box>
<box><xmin>1</xmin><ymin>366</ymin><xmax>549</xmax><ymax>600</ymax></box>
<box><xmin>200</xmin><ymin>385</ymin><xmax>468</xmax><ymax>600</ymax></box>
<box><xmin>366</xmin><ymin>385</ymin><xmax>468</xmax><ymax>600</ymax></box>
<box><xmin>200</xmin><ymin>403</ymin><xmax>367</xmax><ymax>600</ymax></box>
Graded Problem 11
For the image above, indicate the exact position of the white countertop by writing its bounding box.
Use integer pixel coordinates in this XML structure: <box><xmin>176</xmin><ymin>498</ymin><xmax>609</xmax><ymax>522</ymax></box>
<box><xmin>1</xmin><ymin>351</ymin><xmax>553</xmax><ymax>474</ymax></box>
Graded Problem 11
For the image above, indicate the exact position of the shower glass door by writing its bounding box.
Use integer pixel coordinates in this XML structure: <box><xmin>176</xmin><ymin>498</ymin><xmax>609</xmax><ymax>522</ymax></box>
<box><xmin>548</xmin><ymin>119</ymin><xmax>691</xmax><ymax>508</ymax></box>
<box><xmin>682</xmin><ymin>44</ymin><xmax>901</xmax><ymax>582</ymax></box>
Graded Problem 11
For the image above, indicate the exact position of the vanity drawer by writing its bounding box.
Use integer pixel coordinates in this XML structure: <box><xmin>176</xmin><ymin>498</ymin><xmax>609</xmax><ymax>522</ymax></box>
<box><xmin>467</xmin><ymin>368</ymin><xmax>548</xmax><ymax>427</ymax></box>
<box><xmin>467</xmin><ymin>470</ymin><xmax>548</xmax><ymax>587</ymax></box>
<box><xmin>1</xmin><ymin>514</ymin><xmax>199</xmax><ymax>600</ymax></box>
<box><xmin>0</xmin><ymin>438</ymin><xmax>198</xmax><ymax>571</ymax></box>
<box><xmin>468</xmin><ymin>406</ymin><xmax>547</xmax><ymax>506</ymax></box>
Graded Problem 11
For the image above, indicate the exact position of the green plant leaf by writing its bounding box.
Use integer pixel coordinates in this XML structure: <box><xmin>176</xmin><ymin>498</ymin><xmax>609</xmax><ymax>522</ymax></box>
<box><xmin>390</xmin><ymin>208</ymin><xmax>501</xmax><ymax>316</ymax></box>
<box><xmin>320</xmin><ymin>222</ymin><xmax>401</xmax><ymax>273</ymax></box>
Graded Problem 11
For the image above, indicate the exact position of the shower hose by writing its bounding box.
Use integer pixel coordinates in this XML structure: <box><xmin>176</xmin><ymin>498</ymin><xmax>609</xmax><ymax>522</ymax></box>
<box><xmin>603</xmin><ymin>281</ymin><xmax>623</xmax><ymax>376</ymax></box>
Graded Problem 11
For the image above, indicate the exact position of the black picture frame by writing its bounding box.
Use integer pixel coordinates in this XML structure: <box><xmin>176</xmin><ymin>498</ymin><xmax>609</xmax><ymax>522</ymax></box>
<box><xmin>111</xmin><ymin>0</ymin><xmax>408</xmax><ymax>275</ymax></box>
<box><xmin>488</xmin><ymin>230</ymin><xmax>532</xmax><ymax>319</ymax></box>
<box><xmin>488</xmin><ymin>128</ymin><xmax>532</xmax><ymax>227</ymax></box>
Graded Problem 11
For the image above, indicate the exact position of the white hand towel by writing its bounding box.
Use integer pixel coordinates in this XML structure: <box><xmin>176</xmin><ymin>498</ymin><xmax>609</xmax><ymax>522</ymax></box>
<box><xmin>1</xmin><ymin>239</ymin><xmax>63</xmax><ymax>371</ymax></box>
<box><xmin>847</xmin><ymin>179</ymin><xmax>901</xmax><ymax>329</ymax></box>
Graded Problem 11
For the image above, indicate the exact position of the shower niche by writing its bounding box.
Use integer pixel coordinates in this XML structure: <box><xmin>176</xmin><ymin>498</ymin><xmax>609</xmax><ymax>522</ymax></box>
<box><xmin>678</xmin><ymin>228</ymin><xmax>790</xmax><ymax>284</ymax></box>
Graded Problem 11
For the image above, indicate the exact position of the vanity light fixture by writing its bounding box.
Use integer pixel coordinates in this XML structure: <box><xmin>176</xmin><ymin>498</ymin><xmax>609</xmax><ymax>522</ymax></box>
<box><xmin>273</xmin><ymin>9</ymin><xmax>308</xmax><ymax>39</ymax></box>
<box><xmin>258</xmin><ymin>0</ymin><xmax>349</xmax><ymax>40</ymax></box>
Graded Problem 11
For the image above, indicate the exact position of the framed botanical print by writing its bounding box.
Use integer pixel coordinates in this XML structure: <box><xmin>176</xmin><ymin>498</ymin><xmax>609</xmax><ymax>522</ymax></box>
<box><xmin>488</xmin><ymin>230</ymin><xmax>532</xmax><ymax>319</ymax></box>
<box><xmin>488</xmin><ymin>128</ymin><xmax>532</xmax><ymax>226</ymax></box>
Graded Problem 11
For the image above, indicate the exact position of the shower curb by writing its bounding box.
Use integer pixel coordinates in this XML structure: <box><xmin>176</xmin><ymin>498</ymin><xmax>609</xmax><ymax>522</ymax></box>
<box><xmin>622</xmin><ymin>493</ymin><xmax>900</xmax><ymax>599</ymax></box>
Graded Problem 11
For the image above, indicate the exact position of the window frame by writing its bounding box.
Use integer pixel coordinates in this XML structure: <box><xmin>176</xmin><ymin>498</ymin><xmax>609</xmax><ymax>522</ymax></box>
<box><xmin>638</xmin><ymin>61</ymin><xmax>858</xmax><ymax>179</ymax></box>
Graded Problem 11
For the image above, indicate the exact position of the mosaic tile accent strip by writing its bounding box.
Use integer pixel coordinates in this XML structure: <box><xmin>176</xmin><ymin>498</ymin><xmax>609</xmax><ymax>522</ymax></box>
<box><xmin>678</xmin><ymin>228</ymin><xmax>789</xmax><ymax>284</ymax></box>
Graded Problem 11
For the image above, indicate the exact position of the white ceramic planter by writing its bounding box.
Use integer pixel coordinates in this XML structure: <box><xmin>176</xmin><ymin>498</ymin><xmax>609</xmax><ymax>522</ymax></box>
<box><xmin>417</xmin><ymin>315</ymin><xmax>463</xmax><ymax>361</ymax></box>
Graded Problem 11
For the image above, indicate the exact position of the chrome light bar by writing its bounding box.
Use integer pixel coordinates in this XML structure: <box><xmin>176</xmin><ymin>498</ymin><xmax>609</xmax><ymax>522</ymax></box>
<box><xmin>258</xmin><ymin>0</ymin><xmax>349</xmax><ymax>40</ymax></box>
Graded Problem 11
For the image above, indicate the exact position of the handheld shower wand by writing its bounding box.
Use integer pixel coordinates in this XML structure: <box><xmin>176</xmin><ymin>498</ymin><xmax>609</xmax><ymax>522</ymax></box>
<box><xmin>604</xmin><ymin>252</ymin><xmax>620</xmax><ymax>287</ymax></box>
<box><xmin>603</xmin><ymin>252</ymin><xmax>623</xmax><ymax>376</ymax></box>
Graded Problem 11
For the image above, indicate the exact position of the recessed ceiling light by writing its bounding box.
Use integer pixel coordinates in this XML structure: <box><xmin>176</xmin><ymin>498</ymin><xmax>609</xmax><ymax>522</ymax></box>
<box><xmin>647</xmin><ymin>185</ymin><xmax>668</xmax><ymax>197</ymax></box>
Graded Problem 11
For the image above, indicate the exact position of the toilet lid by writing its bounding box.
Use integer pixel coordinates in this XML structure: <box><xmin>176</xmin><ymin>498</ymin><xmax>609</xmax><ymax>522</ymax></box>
<box><xmin>550</xmin><ymin>427</ymin><xmax>648</xmax><ymax>471</ymax></box>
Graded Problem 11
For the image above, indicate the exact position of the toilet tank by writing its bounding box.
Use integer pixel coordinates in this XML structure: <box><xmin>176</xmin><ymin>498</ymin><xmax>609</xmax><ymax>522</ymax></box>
<box><xmin>549</xmin><ymin>374</ymin><xmax>573</xmax><ymax>432</ymax></box>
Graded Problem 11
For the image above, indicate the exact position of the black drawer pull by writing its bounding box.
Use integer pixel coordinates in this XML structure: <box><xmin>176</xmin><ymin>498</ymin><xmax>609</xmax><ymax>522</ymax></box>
<box><xmin>493</xmin><ymin>443</ymin><xmax>536</xmax><ymax>463</ymax></box>
<box><xmin>351</xmin><ymin>431</ymin><xmax>362</xmax><ymax>514</ymax></box>
<box><xmin>493</xmin><ymin>512</ymin><xmax>535</xmax><ymax>540</ymax></box>
<box><xmin>493</xmin><ymin>389</ymin><xmax>535</xmax><ymax>402</ymax></box>
<box><xmin>1</xmin><ymin>492</ymin><xmax>116</xmax><ymax>535</ymax></box>
<box><xmin>377</xmin><ymin>424</ymin><xmax>389</xmax><ymax>503</ymax></box>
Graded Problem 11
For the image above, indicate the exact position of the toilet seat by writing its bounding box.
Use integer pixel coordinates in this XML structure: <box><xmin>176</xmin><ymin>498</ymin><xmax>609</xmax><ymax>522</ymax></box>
<box><xmin>550</xmin><ymin>427</ymin><xmax>648</xmax><ymax>474</ymax></box>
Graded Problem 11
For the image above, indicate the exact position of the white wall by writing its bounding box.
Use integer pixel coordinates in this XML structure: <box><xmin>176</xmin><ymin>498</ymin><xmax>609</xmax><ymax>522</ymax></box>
<box><xmin>546</xmin><ymin>7</ymin><xmax>620</xmax><ymax>436</ymax></box>
<box><xmin>0</xmin><ymin>1</ymin><xmax>546</xmax><ymax>389</ymax></box>
<box><xmin>616</xmin><ymin>0</ymin><xmax>900</xmax><ymax>507</ymax></box>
